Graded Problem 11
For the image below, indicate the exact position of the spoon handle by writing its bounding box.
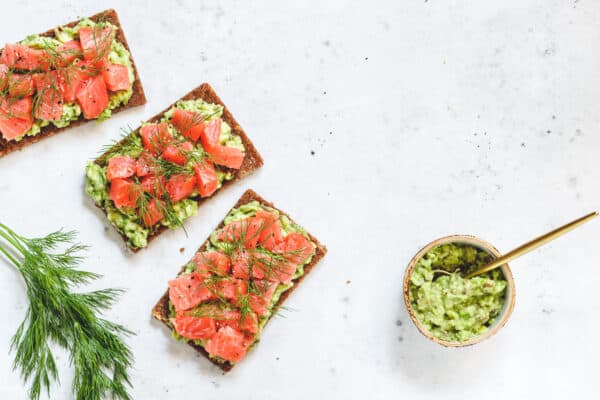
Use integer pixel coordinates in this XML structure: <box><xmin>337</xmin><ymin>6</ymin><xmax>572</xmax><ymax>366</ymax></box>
<box><xmin>465</xmin><ymin>211</ymin><xmax>598</xmax><ymax>279</ymax></box>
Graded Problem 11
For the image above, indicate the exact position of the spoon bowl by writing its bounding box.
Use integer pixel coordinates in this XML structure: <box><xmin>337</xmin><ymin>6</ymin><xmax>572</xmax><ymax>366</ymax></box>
<box><xmin>403</xmin><ymin>235</ymin><xmax>516</xmax><ymax>347</ymax></box>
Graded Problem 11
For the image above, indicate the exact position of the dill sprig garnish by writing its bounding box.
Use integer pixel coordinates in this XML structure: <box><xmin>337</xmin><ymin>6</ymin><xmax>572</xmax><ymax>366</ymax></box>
<box><xmin>97</xmin><ymin>126</ymin><xmax>143</xmax><ymax>162</ymax></box>
<box><xmin>172</xmin><ymin>109</ymin><xmax>206</xmax><ymax>135</ymax></box>
<box><xmin>87</xmin><ymin>22</ymin><xmax>114</xmax><ymax>66</ymax></box>
<box><xmin>0</xmin><ymin>223</ymin><xmax>134</xmax><ymax>400</ymax></box>
<box><xmin>188</xmin><ymin>302</ymin><xmax>229</xmax><ymax>320</ymax></box>
<box><xmin>153</xmin><ymin>157</ymin><xmax>191</xmax><ymax>178</ymax></box>
<box><xmin>136</xmin><ymin>185</ymin><xmax>187</xmax><ymax>233</ymax></box>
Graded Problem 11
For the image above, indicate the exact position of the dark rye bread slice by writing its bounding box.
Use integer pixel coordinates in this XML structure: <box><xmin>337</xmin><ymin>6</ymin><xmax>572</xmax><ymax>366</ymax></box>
<box><xmin>0</xmin><ymin>9</ymin><xmax>146</xmax><ymax>158</ymax></box>
<box><xmin>93</xmin><ymin>83</ymin><xmax>264</xmax><ymax>252</ymax></box>
<box><xmin>152</xmin><ymin>189</ymin><xmax>327</xmax><ymax>372</ymax></box>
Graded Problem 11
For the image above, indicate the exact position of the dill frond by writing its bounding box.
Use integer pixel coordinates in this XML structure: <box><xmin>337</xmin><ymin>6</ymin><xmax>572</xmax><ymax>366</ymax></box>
<box><xmin>0</xmin><ymin>223</ymin><xmax>134</xmax><ymax>400</ymax></box>
<box><xmin>97</xmin><ymin>126</ymin><xmax>143</xmax><ymax>162</ymax></box>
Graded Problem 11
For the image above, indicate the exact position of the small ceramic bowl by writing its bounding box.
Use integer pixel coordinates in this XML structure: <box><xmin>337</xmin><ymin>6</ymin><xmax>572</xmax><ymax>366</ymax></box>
<box><xmin>403</xmin><ymin>235</ymin><xmax>516</xmax><ymax>347</ymax></box>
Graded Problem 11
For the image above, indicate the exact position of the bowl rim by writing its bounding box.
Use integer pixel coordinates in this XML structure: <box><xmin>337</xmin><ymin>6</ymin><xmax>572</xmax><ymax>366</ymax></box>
<box><xmin>403</xmin><ymin>234</ymin><xmax>516</xmax><ymax>347</ymax></box>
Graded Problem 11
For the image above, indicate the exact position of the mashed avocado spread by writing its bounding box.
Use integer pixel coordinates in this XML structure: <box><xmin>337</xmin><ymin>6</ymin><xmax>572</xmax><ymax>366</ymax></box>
<box><xmin>408</xmin><ymin>243</ymin><xmax>507</xmax><ymax>342</ymax></box>
<box><xmin>12</xmin><ymin>18</ymin><xmax>135</xmax><ymax>141</ymax></box>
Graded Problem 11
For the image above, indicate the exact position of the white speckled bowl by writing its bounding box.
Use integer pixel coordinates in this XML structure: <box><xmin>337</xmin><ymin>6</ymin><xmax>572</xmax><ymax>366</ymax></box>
<box><xmin>403</xmin><ymin>235</ymin><xmax>516</xmax><ymax>347</ymax></box>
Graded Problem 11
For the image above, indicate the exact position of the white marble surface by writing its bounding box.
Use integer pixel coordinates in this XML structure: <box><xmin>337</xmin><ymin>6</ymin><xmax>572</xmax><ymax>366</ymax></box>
<box><xmin>1</xmin><ymin>1</ymin><xmax>599</xmax><ymax>399</ymax></box>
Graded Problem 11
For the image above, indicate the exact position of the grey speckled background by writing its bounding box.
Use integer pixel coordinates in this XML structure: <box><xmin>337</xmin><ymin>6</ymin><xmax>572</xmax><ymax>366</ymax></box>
<box><xmin>1</xmin><ymin>1</ymin><xmax>599</xmax><ymax>399</ymax></box>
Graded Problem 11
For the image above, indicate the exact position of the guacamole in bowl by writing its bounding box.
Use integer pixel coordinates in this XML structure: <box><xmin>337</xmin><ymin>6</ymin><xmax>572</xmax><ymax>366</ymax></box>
<box><xmin>403</xmin><ymin>236</ymin><xmax>516</xmax><ymax>346</ymax></box>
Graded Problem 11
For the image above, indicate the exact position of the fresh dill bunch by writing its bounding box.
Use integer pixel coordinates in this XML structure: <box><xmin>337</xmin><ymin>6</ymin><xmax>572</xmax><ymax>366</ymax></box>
<box><xmin>0</xmin><ymin>223</ymin><xmax>134</xmax><ymax>400</ymax></box>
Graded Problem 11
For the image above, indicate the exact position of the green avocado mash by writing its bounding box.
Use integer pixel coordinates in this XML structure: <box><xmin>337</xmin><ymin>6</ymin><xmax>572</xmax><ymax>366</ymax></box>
<box><xmin>84</xmin><ymin>163</ymin><xmax>107</xmax><ymax>204</ymax></box>
<box><xmin>20</xmin><ymin>34</ymin><xmax>62</xmax><ymax>50</ymax></box>
<box><xmin>408</xmin><ymin>243</ymin><xmax>507</xmax><ymax>342</ymax></box>
<box><xmin>106</xmin><ymin>204</ymin><xmax>148</xmax><ymax>249</ymax></box>
<box><xmin>84</xmin><ymin>99</ymin><xmax>246</xmax><ymax>250</ymax></box>
<box><xmin>11</xmin><ymin>18</ymin><xmax>135</xmax><ymax>140</ymax></box>
<box><xmin>160</xmin><ymin>199</ymin><xmax>198</xmax><ymax>228</ymax></box>
<box><xmin>84</xmin><ymin>163</ymin><xmax>149</xmax><ymax>248</ymax></box>
<box><xmin>164</xmin><ymin>99</ymin><xmax>222</xmax><ymax>120</ymax></box>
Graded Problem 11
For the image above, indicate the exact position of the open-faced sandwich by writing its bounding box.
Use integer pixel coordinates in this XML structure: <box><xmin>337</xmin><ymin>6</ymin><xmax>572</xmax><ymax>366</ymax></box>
<box><xmin>0</xmin><ymin>9</ymin><xmax>145</xmax><ymax>157</ymax></box>
<box><xmin>152</xmin><ymin>189</ymin><xmax>327</xmax><ymax>371</ymax></box>
<box><xmin>85</xmin><ymin>84</ymin><xmax>263</xmax><ymax>251</ymax></box>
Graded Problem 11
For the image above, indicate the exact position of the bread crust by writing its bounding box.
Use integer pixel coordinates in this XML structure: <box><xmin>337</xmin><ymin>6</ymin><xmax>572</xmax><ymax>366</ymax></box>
<box><xmin>92</xmin><ymin>83</ymin><xmax>264</xmax><ymax>251</ymax></box>
<box><xmin>0</xmin><ymin>9</ymin><xmax>147</xmax><ymax>158</ymax></box>
<box><xmin>151</xmin><ymin>189</ymin><xmax>327</xmax><ymax>371</ymax></box>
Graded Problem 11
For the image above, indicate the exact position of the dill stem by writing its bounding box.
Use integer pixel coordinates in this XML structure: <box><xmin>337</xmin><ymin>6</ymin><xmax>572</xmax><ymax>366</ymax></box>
<box><xmin>0</xmin><ymin>223</ymin><xmax>26</xmax><ymax>253</ymax></box>
<box><xmin>0</xmin><ymin>225</ymin><xmax>24</xmax><ymax>267</ymax></box>
<box><xmin>0</xmin><ymin>241</ymin><xmax>20</xmax><ymax>268</ymax></box>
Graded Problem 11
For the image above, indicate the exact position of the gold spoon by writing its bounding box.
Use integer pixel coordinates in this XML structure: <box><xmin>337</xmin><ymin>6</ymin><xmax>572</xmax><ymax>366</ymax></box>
<box><xmin>465</xmin><ymin>211</ymin><xmax>598</xmax><ymax>279</ymax></box>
